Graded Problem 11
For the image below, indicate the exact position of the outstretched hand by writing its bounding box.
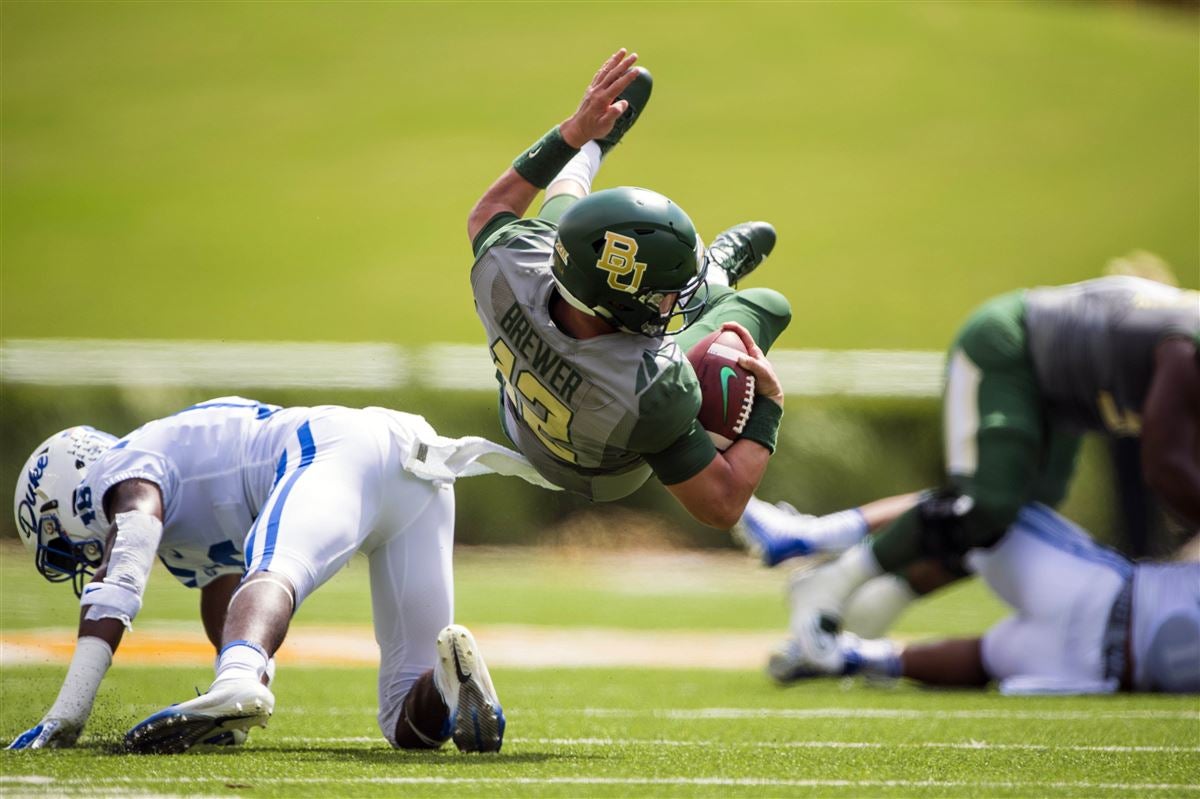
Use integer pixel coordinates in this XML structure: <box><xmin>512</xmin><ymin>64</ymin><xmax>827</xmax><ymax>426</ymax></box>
<box><xmin>560</xmin><ymin>49</ymin><xmax>641</xmax><ymax>148</ymax></box>
<box><xmin>8</xmin><ymin>718</ymin><xmax>80</xmax><ymax>750</ymax></box>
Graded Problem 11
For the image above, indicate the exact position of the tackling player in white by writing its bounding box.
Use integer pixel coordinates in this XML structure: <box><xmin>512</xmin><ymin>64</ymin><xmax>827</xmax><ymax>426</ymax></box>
<box><xmin>767</xmin><ymin>503</ymin><xmax>1200</xmax><ymax>695</ymax></box>
<box><xmin>9</xmin><ymin>397</ymin><xmax>551</xmax><ymax>753</ymax></box>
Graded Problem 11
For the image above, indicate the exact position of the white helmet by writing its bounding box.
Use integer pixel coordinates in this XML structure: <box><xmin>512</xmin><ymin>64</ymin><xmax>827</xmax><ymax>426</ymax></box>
<box><xmin>14</xmin><ymin>426</ymin><xmax>117</xmax><ymax>595</ymax></box>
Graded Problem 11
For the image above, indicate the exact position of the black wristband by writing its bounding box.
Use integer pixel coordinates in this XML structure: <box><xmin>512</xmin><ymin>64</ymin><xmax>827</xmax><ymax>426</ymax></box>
<box><xmin>740</xmin><ymin>396</ymin><xmax>783</xmax><ymax>454</ymax></box>
<box><xmin>512</xmin><ymin>126</ymin><xmax>580</xmax><ymax>189</ymax></box>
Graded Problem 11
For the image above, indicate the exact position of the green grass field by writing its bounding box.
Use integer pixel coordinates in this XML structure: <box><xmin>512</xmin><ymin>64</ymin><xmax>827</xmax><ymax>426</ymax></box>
<box><xmin>2</xmin><ymin>544</ymin><xmax>1197</xmax><ymax>798</ymax></box>
<box><xmin>2</xmin><ymin>2</ymin><xmax>1197</xmax><ymax>349</ymax></box>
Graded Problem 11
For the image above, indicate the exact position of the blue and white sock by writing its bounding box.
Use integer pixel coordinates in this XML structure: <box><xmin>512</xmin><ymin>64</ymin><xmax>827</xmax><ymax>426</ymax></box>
<box><xmin>215</xmin><ymin>640</ymin><xmax>270</xmax><ymax>684</ymax></box>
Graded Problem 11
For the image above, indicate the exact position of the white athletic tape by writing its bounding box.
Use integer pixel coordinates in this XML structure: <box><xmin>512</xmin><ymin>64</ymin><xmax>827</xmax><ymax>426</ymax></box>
<box><xmin>79</xmin><ymin>511</ymin><xmax>162</xmax><ymax>627</ymax></box>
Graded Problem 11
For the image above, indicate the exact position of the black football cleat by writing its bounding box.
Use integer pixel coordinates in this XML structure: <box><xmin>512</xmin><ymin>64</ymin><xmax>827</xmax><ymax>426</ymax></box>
<box><xmin>706</xmin><ymin>221</ymin><xmax>777</xmax><ymax>288</ymax></box>
<box><xmin>597</xmin><ymin>67</ymin><xmax>653</xmax><ymax>157</ymax></box>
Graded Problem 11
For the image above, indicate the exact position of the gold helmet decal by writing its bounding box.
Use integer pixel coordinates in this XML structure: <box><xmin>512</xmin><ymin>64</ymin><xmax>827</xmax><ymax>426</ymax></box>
<box><xmin>595</xmin><ymin>231</ymin><xmax>647</xmax><ymax>294</ymax></box>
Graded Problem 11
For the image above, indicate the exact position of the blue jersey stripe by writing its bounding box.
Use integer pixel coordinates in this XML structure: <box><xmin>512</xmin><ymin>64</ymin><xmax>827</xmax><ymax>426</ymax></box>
<box><xmin>256</xmin><ymin>422</ymin><xmax>317</xmax><ymax>571</ymax></box>
<box><xmin>172</xmin><ymin>400</ymin><xmax>281</xmax><ymax>418</ymax></box>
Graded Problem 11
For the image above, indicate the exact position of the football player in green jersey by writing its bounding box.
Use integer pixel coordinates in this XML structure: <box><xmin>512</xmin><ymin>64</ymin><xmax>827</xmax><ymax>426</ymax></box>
<box><xmin>467</xmin><ymin>49</ymin><xmax>792</xmax><ymax>529</ymax></box>
<box><xmin>736</xmin><ymin>276</ymin><xmax>1200</xmax><ymax>671</ymax></box>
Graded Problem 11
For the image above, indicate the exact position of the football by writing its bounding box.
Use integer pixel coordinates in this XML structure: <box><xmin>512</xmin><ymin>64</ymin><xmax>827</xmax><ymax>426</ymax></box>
<box><xmin>685</xmin><ymin>329</ymin><xmax>756</xmax><ymax>451</ymax></box>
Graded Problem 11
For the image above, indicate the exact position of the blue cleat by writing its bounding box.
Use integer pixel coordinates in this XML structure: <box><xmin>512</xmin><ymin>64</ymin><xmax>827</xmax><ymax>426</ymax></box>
<box><xmin>435</xmin><ymin>624</ymin><xmax>505</xmax><ymax>753</ymax></box>
<box><xmin>734</xmin><ymin>496</ymin><xmax>817</xmax><ymax>567</ymax></box>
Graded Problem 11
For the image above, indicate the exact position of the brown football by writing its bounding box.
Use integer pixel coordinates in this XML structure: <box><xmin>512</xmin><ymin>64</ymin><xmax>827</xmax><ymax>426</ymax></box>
<box><xmin>685</xmin><ymin>329</ymin><xmax>756</xmax><ymax>451</ymax></box>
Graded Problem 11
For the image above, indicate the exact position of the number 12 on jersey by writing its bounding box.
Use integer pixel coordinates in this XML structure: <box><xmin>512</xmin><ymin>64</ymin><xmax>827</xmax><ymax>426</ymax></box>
<box><xmin>490</xmin><ymin>338</ymin><xmax>577</xmax><ymax>463</ymax></box>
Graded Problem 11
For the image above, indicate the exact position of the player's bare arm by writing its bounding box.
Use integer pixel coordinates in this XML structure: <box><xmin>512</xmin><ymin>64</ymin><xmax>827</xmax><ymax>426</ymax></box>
<box><xmin>1141</xmin><ymin>336</ymin><xmax>1200</xmax><ymax>527</ymax></box>
<box><xmin>467</xmin><ymin>48</ymin><xmax>640</xmax><ymax>242</ymax></box>
<box><xmin>667</xmin><ymin>325</ymin><xmax>785</xmax><ymax>529</ymax></box>
<box><xmin>8</xmin><ymin>476</ymin><xmax>164</xmax><ymax>750</ymax></box>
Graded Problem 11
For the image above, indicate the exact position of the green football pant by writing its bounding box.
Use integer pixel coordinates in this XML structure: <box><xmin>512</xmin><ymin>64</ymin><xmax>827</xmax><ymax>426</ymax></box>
<box><xmin>871</xmin><ymin>291</ymin><xmax>1082</xmax><ymax>573</ymax></box>
<box><xmin>676</xmin><ymin>284</ymin><xmax>792</xmax><ymax>355</ymax></box>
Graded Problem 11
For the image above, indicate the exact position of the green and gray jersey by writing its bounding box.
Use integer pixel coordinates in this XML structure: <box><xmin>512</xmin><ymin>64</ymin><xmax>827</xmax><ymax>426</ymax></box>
<box><xmin>1024</xmin><ymin>276</ymin><xmax>1200</xmax><ymax>436</ymax></box>
<box><xmin>470</xmin><ymin>217</ymin><xmax>716</xmax><ymax>501</ymax></box>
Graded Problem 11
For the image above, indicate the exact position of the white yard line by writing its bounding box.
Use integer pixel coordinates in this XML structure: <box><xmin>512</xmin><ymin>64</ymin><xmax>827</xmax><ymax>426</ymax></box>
<box><xmin>582</xmin><ymin>707</ymin><xmax>1200</xmax><ymax>720</ymax></box>
<box><xmin>269</xmin><ymin>735</ymin><xmax>1199</xmax><ymax>753</ymax></box>
<box><xmin>278</xmin><ymin>705</ymin><xmax>1198</xmax><ymax>721</ymax></box>
<box><xmin>2</xmin><ymin>776</ymin><xmax>1196</xmax><ymax>792</ymax></box>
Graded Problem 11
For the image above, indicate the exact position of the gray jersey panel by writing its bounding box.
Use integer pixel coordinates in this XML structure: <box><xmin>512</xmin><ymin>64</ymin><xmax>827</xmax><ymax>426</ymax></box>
<box><xmin>471</xmin><ymin>220</ymin><xmax>699</xmax><ymax>499</ymax></box>
<box><xmin>1024</xmin><ymin>276</ymin><xmax>1200</xmax><ymax>434</ymax></box>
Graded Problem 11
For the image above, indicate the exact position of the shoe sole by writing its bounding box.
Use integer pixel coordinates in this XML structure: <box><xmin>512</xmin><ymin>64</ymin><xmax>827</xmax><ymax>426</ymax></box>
<box><xmin>598</xmin><ymin>67</ymin><xmax>653</xmax><ymax>155</ymax></box>
<box><xmin>767</xmin><ymin>649</ymin><xmax>818</xmax><ymax>684</ymax></box>
<box><xmin>124</xmin><ymin>698</ymin><xmax>270</xmax><ymax>754</ymax></box>
<box><xmin>438</xmin><ymin>625</ymin><xmax>505</xmax><ymax>753</ymax></box>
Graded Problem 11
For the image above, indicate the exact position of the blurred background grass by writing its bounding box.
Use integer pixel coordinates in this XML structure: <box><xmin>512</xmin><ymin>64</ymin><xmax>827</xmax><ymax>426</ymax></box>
<box><xmin>3</xmin><ymin>2</ymin><xmax>1195</xmax><ymax>346</ymax></box>
<box><xmin>2</xmin><ymin>1</ymin><xmax>1196</xmax><ymax>547</ymax></box>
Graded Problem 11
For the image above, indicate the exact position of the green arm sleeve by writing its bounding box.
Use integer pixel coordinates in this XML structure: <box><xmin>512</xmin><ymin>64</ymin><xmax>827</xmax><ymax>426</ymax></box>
<box><xmin>643</xmin><ymin>421</ymin><xmax>718</xmax><ymax>485</ymax></box>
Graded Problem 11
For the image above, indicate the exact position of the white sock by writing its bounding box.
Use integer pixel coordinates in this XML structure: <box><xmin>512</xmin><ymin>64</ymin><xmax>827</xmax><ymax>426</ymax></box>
<box><xmin>704</xmin><ymin>259</ymin><xmax>730</xmax><ymax>289</ymax></box>
<box><xmin>835</xmin><ymin>542</ymin><xmax>884</xmax><ymax>590</ymax></box>
<box><xmin>547</xmin><ymin>141</ymin><xmax>602</xmax><ymax>196</ymax></box>
<box><xmin>215</xmin><ymin>640</ymin><xmax>269</xmax><ymax>684</ymax></box>
<box><xmin>810</xmin><ymin>508</ymin><xmax>870</xmax><ymax>553</ymax></box>
<box><xmin>842</xmin><ymin>575</ymin><xmax>918</xmax><ymax>638</ymax></box>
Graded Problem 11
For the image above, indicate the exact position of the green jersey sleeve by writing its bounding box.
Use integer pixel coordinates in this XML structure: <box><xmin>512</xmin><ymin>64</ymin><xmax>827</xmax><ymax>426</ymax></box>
<box><xmin>629</xmin><ymin>359</ymin><xmax>717</xmax><ymax>485</ymax></box>
<box><xmin>472</xmin><ymin>214</ymin><xmax>557</xmax><ymax>259</ymax></box>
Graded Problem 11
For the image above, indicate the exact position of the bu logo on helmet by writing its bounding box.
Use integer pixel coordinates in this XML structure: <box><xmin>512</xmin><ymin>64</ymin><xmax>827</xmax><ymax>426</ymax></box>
<box><xmin>595</xmin><ymin>231</ymin><xmax>647</xmax><ymax>294</ymax></box>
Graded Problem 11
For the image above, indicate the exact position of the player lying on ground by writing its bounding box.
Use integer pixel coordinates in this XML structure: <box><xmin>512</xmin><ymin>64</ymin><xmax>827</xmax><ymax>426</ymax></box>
<box><xmin>735</xmin><ymin>276</ymin><xmax>1200</xmax><ymax>655</ymax></box>
<box><xmin>9</xmin><ymin>398</ymin><xmax>552</xmax><ymax>753</ymax></box>
<box><xmin>767</xmin><ymin>503</ymin><xmax>1200</xmax><ymax>694</ymax></box>
<box><xmin>467</xmin><ymin>48</ymin><xmax>791</xmax><ymax>529</ymax></box>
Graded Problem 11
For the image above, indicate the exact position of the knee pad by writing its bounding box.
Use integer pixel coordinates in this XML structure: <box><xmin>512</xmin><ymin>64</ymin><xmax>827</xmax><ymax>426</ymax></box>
<box><xmin>915</xmin><ymin>488</ymin><xmax>1015</xmax><ymax>564</ymax></box>
<box><xmin>737</xmin><ymin>287</ymin><xmax>792</xmax><ymax>326</ymax></box>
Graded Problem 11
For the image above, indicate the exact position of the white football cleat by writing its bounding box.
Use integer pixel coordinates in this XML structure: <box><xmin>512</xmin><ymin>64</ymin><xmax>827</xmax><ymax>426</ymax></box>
<box><xmin>435</xmin><ymin>624</ymin><xmax>505</xmax><ymax>753</ymax></box>
<box><xmin>124</xmin><ymin>678</ymin><xmax>274</xmax><ymax>754</ymax></box>
<box><xmin>734</xmin><ymin>497</ymin><xmax>818</xmax><ymax>567</ymax></box>
<box><xmin>768</xmin><ymin>614</ymin><xmax>846</xmax><ymax>684</ymax></box>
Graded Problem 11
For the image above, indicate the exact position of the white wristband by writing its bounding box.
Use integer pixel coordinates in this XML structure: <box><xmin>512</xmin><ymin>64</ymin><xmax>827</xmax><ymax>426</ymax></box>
<box><xmin>45</xmin><ymin>636</ymin><xmax>113</xmax><ymax>727</ymax></box>
<box><xmin>547</xmin><ymin>141</ymin><xmax>602</xmax><ymax>195</ymax></box>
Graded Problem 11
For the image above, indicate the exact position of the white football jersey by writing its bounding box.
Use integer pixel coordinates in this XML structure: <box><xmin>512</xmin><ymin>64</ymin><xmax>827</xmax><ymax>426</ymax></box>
<box><xmin>78</xmin><ymin>397</ymin><xmax>311</xmax><ymax>587</ymax></box>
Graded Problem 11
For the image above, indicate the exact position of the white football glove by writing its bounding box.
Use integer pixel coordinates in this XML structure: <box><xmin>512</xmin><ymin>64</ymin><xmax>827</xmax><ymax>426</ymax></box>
<box><xmin>7</xmin><ymin>717</ymin><xmax>82</xmax><ymax>750</ymax></box>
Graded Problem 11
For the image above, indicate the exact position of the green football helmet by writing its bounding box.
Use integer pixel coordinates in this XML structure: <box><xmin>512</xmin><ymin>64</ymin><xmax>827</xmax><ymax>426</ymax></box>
<box><xmin>551</xmin><ymin>187</ymin><xmax>707</xmax><ymax>336</ymax></box>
